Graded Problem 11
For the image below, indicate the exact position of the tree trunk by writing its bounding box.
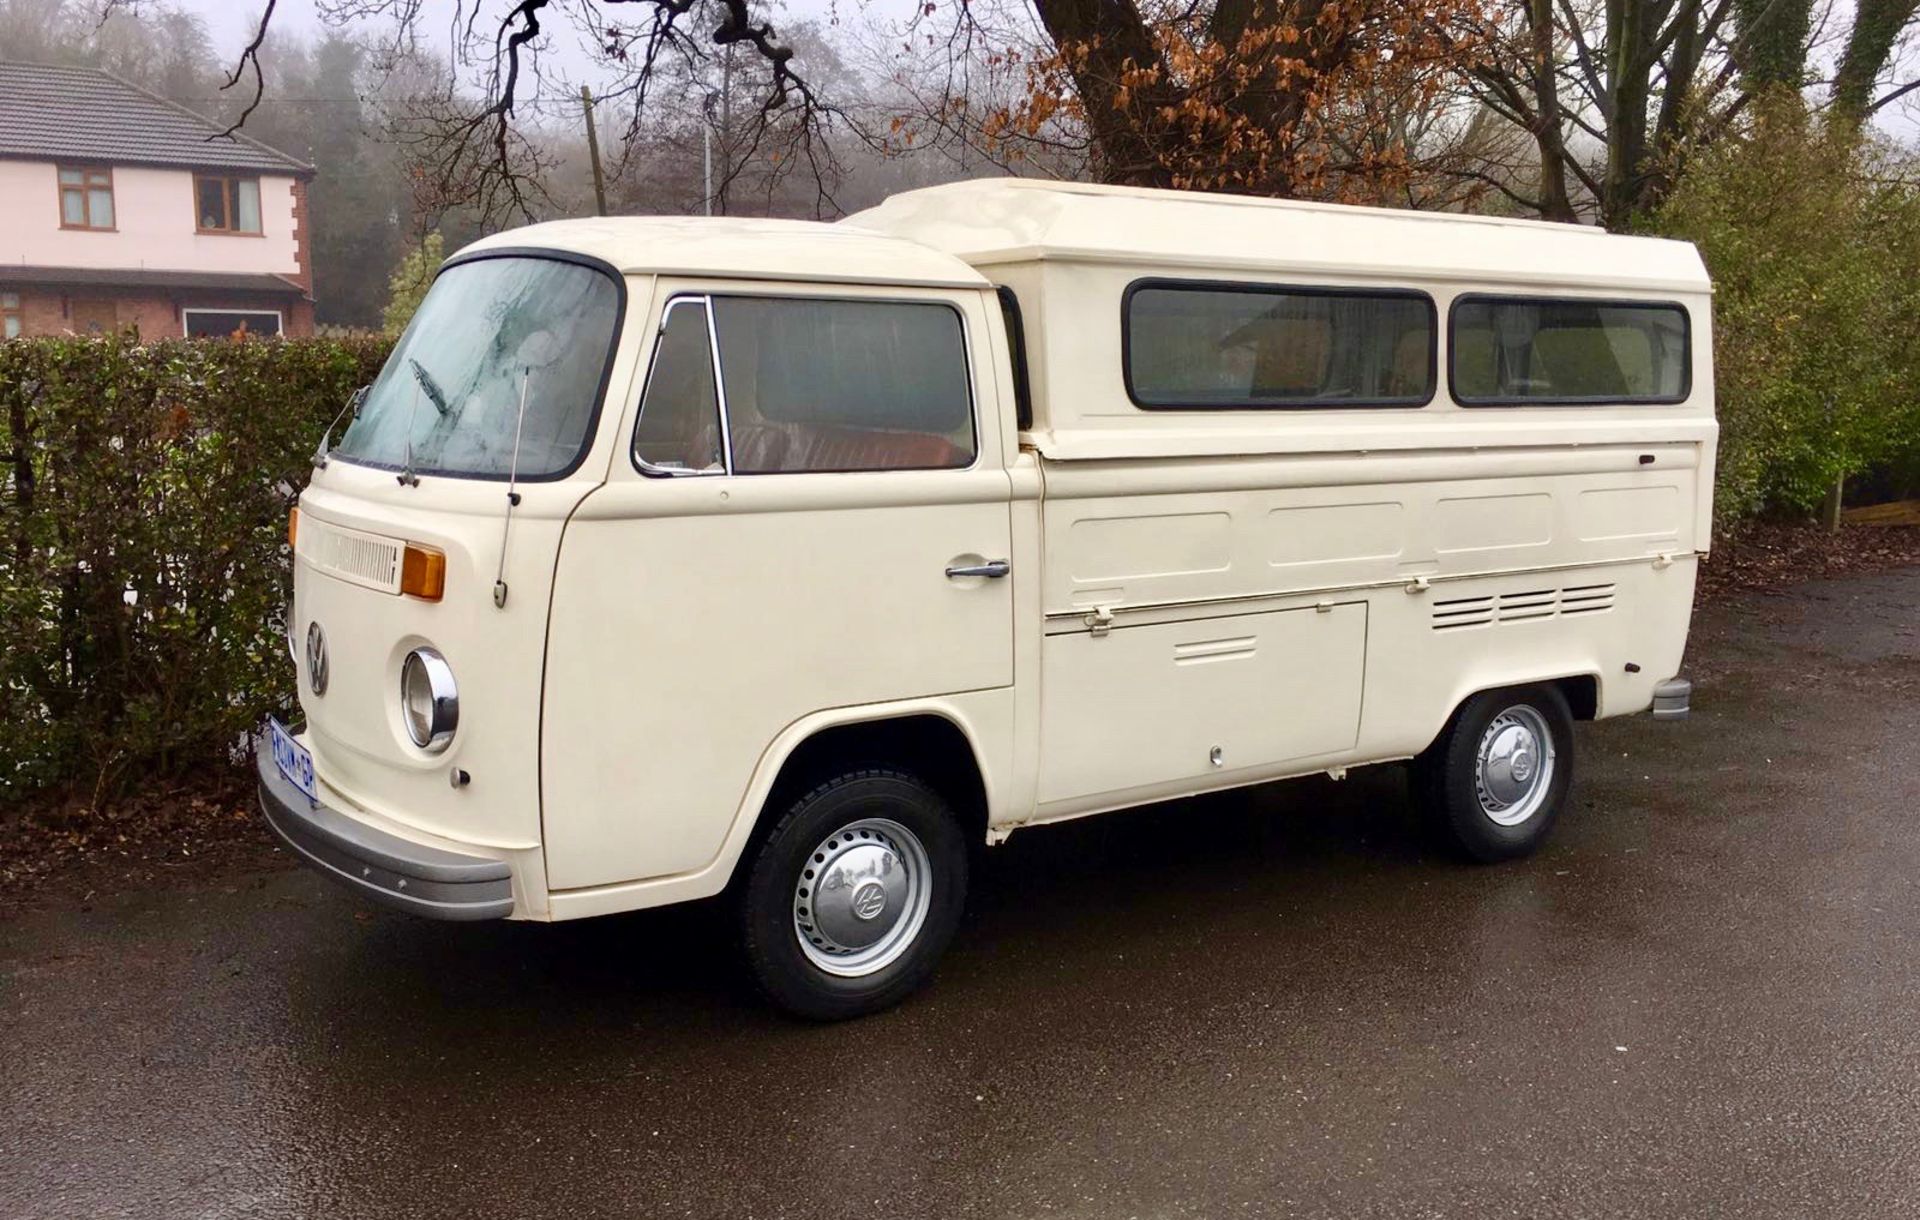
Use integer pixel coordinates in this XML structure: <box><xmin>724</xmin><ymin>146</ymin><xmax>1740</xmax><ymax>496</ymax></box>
<box><xmin>1601</xmin><ymin>0</ymin><xmax>1652</xmax><ymax>230</ymax></box>
<box><xmin>1730</xmin><ymin>0</ymin><xmax>1814</xmax><ymax>91</ymax></box>
<box><xmin>1530</xmin><ymin>0</ymin><xmax>1576</xmax><ymax>222</ymax></box>
<box><xmin>1832</xmin><ymin>0</ymin><xmax>1920</xmax><ymax>119</ymax></box>
<box><xmin>1028</xmin><ymin>0</ymin><xmax>1178</xmax><ymax>185</ymax></box>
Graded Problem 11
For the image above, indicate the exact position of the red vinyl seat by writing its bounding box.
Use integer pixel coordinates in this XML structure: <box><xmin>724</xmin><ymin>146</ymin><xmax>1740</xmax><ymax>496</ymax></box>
<box><xmin>729</xmin><ymin>423</ymin><xmax>965</xmax><ymax>473</ymax></box>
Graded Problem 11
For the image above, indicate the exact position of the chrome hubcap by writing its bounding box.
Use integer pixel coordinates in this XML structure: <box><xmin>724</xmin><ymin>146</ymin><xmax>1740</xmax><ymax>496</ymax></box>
<box><xmin>1475</xmin><ymin>705</ymin><xmax>1555</xmax><ymax>827</ymax></box>
<box><xmin>793</xmin><ymin>817</ymin><xmax>932</xmax><ymax>978</ymax></box>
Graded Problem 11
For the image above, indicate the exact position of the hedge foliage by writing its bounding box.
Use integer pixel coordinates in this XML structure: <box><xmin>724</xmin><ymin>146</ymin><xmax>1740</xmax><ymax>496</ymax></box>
<box><xmin>0</xmin><ymin>335</ymin><xmax>390</xmax><ymax>805</ymax></box>
<box><xmin>1655</xmin><ymin>101</ymin><xmax>1920</xmax><ymax>519</ymax></box>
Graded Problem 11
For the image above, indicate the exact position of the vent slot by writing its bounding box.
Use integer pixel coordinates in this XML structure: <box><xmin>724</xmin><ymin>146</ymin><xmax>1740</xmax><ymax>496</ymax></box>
<box><xmin>1558</xmin><ymin>583</ymin><xmax>1617</xmax><ymax>615</ymax></box>
<box><xmin>297</xmin><ymin>518</ymin><xmax>403</xmax><ymax>594</ymax></box>
<box><xmin>1431</xmin><ymin>582</ymin><xmax>1616</xmax><ymax>630</ymax></box>
<box><xmin>1497</xmin><ymin>589</ymin><xmax>1558</xmax><ymax>622</ymax></box>
<box><xmin>1431</xmin><ymin>594</ymin><xmax>1494</xmax><ymax>630</ymax></box>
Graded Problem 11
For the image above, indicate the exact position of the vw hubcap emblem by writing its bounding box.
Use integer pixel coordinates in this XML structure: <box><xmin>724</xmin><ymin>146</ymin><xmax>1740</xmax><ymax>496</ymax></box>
<box><xmin>850</xmin><ymin>880</ymin><xmax>888</xmax><ymax>922</ymax></box>
<box><xmin>305</xmin><ymin>622</ymin><xmax>329</xmax><ymax>698</ymax></box>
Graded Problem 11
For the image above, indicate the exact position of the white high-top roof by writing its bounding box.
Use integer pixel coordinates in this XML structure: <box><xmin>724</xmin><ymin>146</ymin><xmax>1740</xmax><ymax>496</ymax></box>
<box><xmin>457</xmin><ymin>215</ymin><xmax>988</xmax><ymax>290</ymax></box>
<box><xmin>842</xmin><ymin>178</ymin><xmax>1711</xmax><ymax>295</ymax></box>
<box><xmin>457</xmin><ymin>180</ymin><xmax>1709</xmax><ymax>297</ymax></box>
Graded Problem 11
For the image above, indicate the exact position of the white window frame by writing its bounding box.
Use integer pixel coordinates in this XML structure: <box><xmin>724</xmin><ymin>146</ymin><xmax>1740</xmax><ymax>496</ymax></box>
<box><xmin>182</xmin><ymin>308</ymin><xmax>284</xmax><ymax>338</ymax></box>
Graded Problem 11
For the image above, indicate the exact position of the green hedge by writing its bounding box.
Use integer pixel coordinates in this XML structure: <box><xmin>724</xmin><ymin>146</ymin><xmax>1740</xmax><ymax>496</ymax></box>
<box><xmin>0</xmin><ymin>335</ymin><xmax>391</xmax><ymax>806</ymax></box>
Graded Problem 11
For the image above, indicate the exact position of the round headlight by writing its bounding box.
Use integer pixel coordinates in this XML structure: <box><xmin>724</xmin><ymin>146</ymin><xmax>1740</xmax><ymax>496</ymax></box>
<box><xmin>400</xmin><ymin>647</ymin><xmax>458</xmax><ymax>753</ymax></box>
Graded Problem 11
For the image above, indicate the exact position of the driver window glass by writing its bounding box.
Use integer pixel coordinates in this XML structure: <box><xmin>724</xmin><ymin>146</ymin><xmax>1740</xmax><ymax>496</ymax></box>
<box><xmin>633</xmin><ymin>299</ymin><xmax>724</xmax><ymax>474</ymax></box>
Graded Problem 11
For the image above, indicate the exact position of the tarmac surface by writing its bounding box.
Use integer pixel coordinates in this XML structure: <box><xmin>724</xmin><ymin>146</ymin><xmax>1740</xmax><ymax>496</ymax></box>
<box><xmin>4</xmin><ymin>568</ymin><xmax>1919</xmax><ymax>1219</ymax></box>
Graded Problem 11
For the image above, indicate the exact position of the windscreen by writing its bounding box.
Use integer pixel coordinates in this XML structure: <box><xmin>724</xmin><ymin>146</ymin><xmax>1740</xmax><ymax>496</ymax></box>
<box><xmin>333</xmin><ymin>256</ymin><xmax>620</xmax><ymax>479</ymax></box>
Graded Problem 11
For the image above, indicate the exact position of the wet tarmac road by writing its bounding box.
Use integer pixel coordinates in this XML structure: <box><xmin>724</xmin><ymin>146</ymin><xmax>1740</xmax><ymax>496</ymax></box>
<box><xmin>5</xmin><ymin>569</ymin><xmax>1920</xmax><ymax>1219</ymax></box>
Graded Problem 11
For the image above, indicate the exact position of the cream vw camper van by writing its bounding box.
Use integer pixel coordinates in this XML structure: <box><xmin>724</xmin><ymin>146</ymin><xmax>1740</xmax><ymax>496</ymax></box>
<box><xmin>261</xmin><ymin>180</ymin><xmax>1711</xmax><ymax>1019</ymax></box>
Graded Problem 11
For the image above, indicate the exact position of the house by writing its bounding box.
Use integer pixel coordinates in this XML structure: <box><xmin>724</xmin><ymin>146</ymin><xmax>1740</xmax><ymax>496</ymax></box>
<box><xmin>0</xmin><ymin>62</ymin><xmax>315</xmax><ymax>339</ymax></box>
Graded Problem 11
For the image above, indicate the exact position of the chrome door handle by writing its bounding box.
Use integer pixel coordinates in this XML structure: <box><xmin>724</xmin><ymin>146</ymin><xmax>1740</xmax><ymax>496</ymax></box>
<box><xmin>945</xmin><ymin>559</ymin><xmax>1011</xmax><ymax>579</ymax></box>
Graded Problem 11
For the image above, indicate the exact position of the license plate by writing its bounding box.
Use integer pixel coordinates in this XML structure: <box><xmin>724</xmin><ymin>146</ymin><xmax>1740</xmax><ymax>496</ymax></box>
<box><xmin>268</xmin><ymin>717</ymin><xmax>318</xmax><ymax>804</ymax></box>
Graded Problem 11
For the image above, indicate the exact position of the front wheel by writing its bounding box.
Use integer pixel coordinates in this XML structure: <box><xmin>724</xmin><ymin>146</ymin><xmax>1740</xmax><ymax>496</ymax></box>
<box><xmin>1412</xmin><ymin>684</ymin><xmax>1576</xmax><ymax>862</ymax></box>
<box><xmin>737</xmin><ymin>768</ymin><xmax>968</xmax><ymax>1020</ymax></box>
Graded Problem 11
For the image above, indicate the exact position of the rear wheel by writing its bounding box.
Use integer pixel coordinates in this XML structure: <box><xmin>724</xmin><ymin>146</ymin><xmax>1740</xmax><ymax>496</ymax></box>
<box><xmin>1412</xmin><ymin>684</ymin><xmax>1575</xmax><ymax>862</ymax></box>
<box><xmin>737</xmin><ymin>768</ymin><xmax>968</xmax><ymax>1020</ymax></box>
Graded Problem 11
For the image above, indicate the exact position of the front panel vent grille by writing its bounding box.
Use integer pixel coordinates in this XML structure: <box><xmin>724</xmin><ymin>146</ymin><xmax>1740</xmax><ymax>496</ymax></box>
<box><xmin>1432</xmin><ymin>582</ymin><xmax>1615</xmax><ymax>631</ymax></box>
<box><xmin>297</xmin><ymin>518</ymin><xmax>403</xmax><ymax>594</ymax></box>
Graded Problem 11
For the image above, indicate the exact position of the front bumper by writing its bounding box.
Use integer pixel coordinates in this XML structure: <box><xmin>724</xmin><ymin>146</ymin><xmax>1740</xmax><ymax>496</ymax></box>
<box><xmin>255</xmin><ymin>734</ymin><xmax>514</xmax><ymax>920</ymax></box>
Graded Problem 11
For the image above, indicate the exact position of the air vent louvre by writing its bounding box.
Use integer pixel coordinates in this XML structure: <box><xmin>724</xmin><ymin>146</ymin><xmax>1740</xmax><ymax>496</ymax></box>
<box><xmin>1431</xmin><ymin>594</ymin><xmax>1495</xmax><ymax>630</ymax></box>
<box><xmin>296</xmin><ymin>518</ymin><xmax>404</xmax><ymax>594</ymax></box>
<box><xmin>1431</xmin><ymin>582</ymin><xmax>1616</xmax><ymax>630</ymax></box>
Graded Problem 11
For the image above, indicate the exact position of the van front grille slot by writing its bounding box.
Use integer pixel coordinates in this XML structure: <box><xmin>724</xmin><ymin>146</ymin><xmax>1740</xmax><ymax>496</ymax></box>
<box><xmin>297</xmin><ymin>517</ymin><xmax>404</xmax><ymax>594</ymax></box>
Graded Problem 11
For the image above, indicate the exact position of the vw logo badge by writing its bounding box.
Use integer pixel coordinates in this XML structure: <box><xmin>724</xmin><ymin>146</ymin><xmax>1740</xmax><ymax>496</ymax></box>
<box><xmin>305</xmin><ymin>621</ymin><xmax>329</xmax><ymax>698</ymax></box>
<box><xmin>850</xmin><ymin>880</ymin><xmax>888</xmax><ymax>922</ymax></box>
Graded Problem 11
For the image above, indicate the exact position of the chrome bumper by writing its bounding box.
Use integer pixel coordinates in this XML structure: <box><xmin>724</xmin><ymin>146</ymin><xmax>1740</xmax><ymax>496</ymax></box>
<box><xmin>1652</xmin><ymin>677</ymin><xmax>1692</xmax><ymax>721</ymax></box>
<box><xmin>254</xmin><ymin>734</ymin><xmax>513</xmax><ymax>920</ymax></box>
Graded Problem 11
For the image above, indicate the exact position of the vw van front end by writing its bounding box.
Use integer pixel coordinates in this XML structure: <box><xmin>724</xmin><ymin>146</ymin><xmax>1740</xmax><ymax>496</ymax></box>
<box><xmin>257</xmin><ymin>248</ymin><xmax>632</xmax><ymax>921</ymax></box>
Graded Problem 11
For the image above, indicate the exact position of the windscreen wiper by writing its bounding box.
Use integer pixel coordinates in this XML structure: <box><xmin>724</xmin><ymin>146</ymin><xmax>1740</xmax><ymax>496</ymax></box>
<box><xmin>408</xmin><ymin>358</ymin><xmax>450</xmax><ymax>417</ymax></box>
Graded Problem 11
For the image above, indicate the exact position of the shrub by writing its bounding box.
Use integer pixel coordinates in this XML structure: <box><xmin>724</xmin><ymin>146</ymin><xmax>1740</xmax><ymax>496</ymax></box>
<box><xmin>382</xmin><ymin>233</ymin><xmax>443</xmax><ymax>335</ymax></box>
<box><xmin>1655</xmin><ymin>97</ymin><xmax>1920</xmax><ymax>522</ymax></box>
<box><xmin>0</xmin><ymin>334</ymin><xmax>391</xmax><ymax>806</ymax></box>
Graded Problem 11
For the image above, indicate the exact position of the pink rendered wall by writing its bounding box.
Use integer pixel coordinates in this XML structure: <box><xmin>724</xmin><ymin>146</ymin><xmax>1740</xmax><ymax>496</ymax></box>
<box><xmin>0</xmin><ymin>160</ymin><xmax>302</xmax><ymax>279</ymax></box>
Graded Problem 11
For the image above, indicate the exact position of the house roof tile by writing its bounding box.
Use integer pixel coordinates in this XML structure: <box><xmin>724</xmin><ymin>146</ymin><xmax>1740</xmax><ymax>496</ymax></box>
<box><xmin>0</xmin><ymin>61</ymin><xmax>312</xmax><ymax>176</ymax></box>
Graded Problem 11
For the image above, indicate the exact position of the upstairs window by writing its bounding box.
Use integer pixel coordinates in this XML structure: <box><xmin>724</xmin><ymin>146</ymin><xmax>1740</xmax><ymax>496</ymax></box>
<box><xmin>58</xmin><ymin>166</ymin><xmax>114</xmax><ymax>230</ymax></box>
<box><xmin>196</xmin><ymin>174</ymin><xmax>262</xmax><ymax>234</ymax></box>
<box><xmin>1450</xmin><ymin>296</ymin><xmax>1689</xmax><ymax>405</ymax></box>
<box><xmin>1124</xmin><ymin>280</ymin><xmax>1436</xmax><ymax>409</ymax></box>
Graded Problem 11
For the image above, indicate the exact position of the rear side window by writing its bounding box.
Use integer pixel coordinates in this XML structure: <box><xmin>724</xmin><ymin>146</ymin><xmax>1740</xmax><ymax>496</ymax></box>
<box><xmin>1450</xmin><ymin>297</ymin><xmax>1689</xmax><ymax>405</ymax></box>
<box><xmin>1124</xmin><ymin>280</ymin><xmax>1436</xmax><ymax>409</ymax></box>
<box><xmin>710</xmin><ymin>297</ymin><xmax>975</xmax><ymax>473</ymax></box>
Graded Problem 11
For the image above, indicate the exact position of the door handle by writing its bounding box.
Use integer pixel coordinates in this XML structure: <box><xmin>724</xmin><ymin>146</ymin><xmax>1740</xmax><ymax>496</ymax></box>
<box><xmin>945</xmin><ymin>559</ymin><xmax>1011</xmax><ymax>579</ymax></box>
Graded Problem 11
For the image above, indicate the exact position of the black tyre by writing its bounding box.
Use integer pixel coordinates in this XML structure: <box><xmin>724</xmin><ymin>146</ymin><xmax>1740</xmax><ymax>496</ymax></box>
<box><xmin>737</xmin><ymin>768</ymin><xmax>968</xmax><ymax>1020</ymax></box>
<box><xmin>1411</xmin><ymin>684</ymin><xmax>1576</xmax><ymax>863</ymax></box>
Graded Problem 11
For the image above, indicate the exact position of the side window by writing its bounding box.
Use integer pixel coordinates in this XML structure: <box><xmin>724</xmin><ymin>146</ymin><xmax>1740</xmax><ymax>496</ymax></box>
<box><xmin>710</xmin><ymin>297</ymin><xmax>975</xmax><ymax>473</ymax></box>
<box><xmin>633</xmin><ymin>298</ymin><xmax>725</xmax><ymax>474</ymax></box>
<box><xmin>996</xmin><ymin>285</ymin><xmax>1034</xmax><ymax>431</ymax></box>
<box><xmin>1124</xmin><ymin>280</ymin><xmax>1435</xmax><ymax>409</ymax></box>
<box><xmin>1450</xmin><ymin>297</ymin><xmax>1689</xmax><ymax>405</ymax></box>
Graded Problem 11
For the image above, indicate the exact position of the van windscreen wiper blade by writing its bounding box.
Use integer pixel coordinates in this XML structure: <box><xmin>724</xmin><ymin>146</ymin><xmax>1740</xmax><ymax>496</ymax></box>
<box><xmin>408</xmin><ymin>358</ymin><xmax>450</xmax><ymax>416</ymax></box>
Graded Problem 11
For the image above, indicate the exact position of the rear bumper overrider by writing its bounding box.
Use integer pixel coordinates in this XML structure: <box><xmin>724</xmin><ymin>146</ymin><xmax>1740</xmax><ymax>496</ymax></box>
<box><xmin>1652</xmin><ymin>677</ymin><xmax>1692</xmax><ymax>721</ymax></box>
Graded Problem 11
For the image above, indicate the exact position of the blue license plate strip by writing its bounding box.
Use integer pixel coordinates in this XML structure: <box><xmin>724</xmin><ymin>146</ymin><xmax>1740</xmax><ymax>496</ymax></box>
<box><xmin>268</xmin><ymin>717</ymin><xmax>318</xmax><ymax>804</ymax></box>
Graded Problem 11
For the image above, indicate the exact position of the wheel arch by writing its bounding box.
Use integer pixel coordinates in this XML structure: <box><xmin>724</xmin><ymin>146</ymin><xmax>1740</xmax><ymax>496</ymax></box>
<box><xmin>1419</xmin><ymin>668</ymin><xmax>1601</xmax><ymax>758</ymax></box>
<box><xmin>722</xmin><ymin>703</ymin><xmax>996</xmax><ymax>894</ymax></box>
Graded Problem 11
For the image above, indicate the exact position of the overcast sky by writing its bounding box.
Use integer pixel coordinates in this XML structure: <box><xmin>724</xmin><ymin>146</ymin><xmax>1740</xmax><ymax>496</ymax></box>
<box><xmin>197</xmin><ymin>0</ymin><xmax>1915</xmax><ymax>137</ymax></box>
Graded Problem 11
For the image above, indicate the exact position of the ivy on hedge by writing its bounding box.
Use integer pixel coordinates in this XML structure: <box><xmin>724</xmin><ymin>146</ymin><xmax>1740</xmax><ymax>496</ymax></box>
<box><xmin>1</xmin><ymin>335</ymin><xmax>391</xmax><ymax>806</ymax></box>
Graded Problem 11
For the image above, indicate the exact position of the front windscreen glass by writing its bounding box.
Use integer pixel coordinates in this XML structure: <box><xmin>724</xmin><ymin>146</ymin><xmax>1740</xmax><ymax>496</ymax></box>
<box><xmin>333</xmin><ymin>256</ymin><xmax>620</xmax><ymax>479</ymax></box>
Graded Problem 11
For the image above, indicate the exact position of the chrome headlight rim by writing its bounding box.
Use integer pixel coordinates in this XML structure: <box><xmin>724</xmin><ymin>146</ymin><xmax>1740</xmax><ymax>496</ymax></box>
<box><xmin>400</xmin><ymin>647</ymin><xmax>458</xmax><ymax>754</ymax></box>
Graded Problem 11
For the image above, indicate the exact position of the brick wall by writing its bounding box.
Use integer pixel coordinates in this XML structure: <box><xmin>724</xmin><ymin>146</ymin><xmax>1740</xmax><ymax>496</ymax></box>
<box><xmin>289</xmin><ymin>178</ymin><xmax>312</xmax><ymax>295</ymax></box>
<box><xmin>285</xmin><ymin>298</ymin><xmax>314</xmax><ymax>337</ymax></box>
<box><xmin>5</xmin><ymin>288</ymin><xmax>312</xmax><ymax>338</ymax></box>
<box><xmin>11</xmin><ymin>289</ymin><xmax>173</xmax><ymax>338</ymax></box>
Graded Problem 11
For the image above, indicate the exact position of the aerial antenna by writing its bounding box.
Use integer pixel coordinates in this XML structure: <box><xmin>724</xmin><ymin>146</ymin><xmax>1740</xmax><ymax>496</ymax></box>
<box><xmin>493</xmin><ymin>365</ymin><xmax>530</xmax><ymax>609</ymax></box>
